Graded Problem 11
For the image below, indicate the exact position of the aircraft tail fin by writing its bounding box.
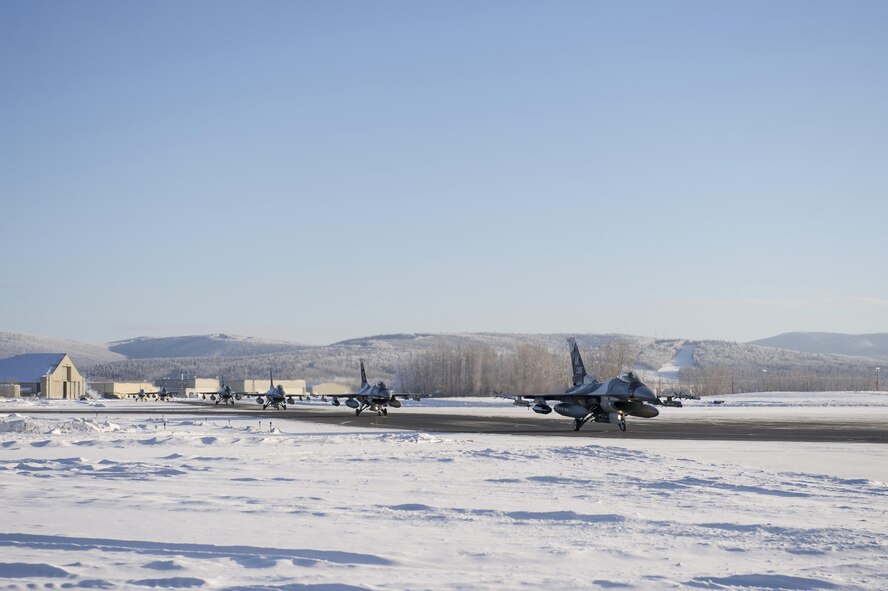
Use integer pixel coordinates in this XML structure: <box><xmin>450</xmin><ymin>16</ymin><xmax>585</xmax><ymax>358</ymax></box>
<box><xmin>568</xmin><ymin>337</ymin><xmax>587</xmax><ymax>387</ymax></box>
<box><xmin>269</xmin><ymin>369</ymin><xmax>274</xmax><ymax>388</ymax></box>
<box><xmin>359</xmin><ymin>360</ymin><xmax>368</xmax><ymax>388</ymax></box>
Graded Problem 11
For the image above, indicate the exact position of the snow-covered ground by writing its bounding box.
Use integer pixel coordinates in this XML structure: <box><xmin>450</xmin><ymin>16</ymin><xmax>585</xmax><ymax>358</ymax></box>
<box><xmin>1</xmin><ymin>393</ymin><xmax>887</xmax><ymax>590</ymax></box>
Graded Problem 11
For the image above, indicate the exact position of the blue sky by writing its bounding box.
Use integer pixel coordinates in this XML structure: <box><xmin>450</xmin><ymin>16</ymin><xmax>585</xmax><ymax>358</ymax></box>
<box><xmin>2</xmin><ymin>1</ymin><xmax>886</xmax><ymax>345</ymax></box>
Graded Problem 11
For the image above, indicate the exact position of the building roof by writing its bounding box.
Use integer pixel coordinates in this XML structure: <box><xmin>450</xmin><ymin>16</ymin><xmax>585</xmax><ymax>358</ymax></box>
<box><xmin>0</xmin><ymin>353</ymin><xmax>67</xmax><ymax>382</ymax></box>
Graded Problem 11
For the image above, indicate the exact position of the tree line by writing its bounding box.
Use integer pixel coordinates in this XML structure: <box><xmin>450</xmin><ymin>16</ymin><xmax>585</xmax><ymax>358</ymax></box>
<box><xmin>398</xmin><ymin>339</ymin><xmax>639</xmax><ymax>396</ymax></box>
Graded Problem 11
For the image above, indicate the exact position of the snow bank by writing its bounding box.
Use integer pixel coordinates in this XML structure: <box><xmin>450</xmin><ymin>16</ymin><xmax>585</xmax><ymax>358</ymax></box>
<box><xmin>0</xmin><ymin>414</ymin><xmax>122</xmax><ymax>434</ymax></box>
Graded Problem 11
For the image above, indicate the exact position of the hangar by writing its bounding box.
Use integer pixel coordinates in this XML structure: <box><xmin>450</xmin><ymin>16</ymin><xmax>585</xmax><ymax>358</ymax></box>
<box><xmin>0</xmin><ymin>353</ymin><xmax>85</xmax><ymax>399</ymax></box>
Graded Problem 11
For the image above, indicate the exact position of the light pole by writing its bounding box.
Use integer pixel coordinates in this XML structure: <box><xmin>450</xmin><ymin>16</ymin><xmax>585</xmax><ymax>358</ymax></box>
<box><xmin>761</xmin><ymin>369</ymin><xmax>767</xmax><ymax>392</ymax></box>
<box><xmin>877</xmin><ymin>367</ymin><xmax>881</xmax><ymax>391</ymax></box>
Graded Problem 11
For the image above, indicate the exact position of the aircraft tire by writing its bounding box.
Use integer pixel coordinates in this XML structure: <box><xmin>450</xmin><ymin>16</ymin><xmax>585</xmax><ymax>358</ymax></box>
<box><xmin>573</xmin><ymin>419</ymin><xmax>582</xmax><ymax>432</ymax></box>
<box><xmin>618</xmin><ymin>421</ymin><xmax>626</xmax><ymax>432</ymax></box>
<box><xmin>383</xmin><ymin>408</ymin><xmax>388</xmax><ymax>416</ymax></box>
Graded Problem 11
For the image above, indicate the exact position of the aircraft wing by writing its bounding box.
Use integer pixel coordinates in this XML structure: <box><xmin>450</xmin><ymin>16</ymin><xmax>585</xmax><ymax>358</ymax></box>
<box><xmin>499</xmin><ymin>392</ymin><xmax>593</xmax><ymax>401</ymax></box>
<box><xmin>315</xmin><ymin>392</ymin><xmax>428</xmax><ymax>402</ymax></box>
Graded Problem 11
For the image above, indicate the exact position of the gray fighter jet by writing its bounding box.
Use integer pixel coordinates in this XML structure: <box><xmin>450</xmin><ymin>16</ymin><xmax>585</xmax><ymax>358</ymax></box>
<box><xmin>210</xmin><ymin>380</ymin><xmax>239</xmax><ymax>405</ymax></box>
<box><xmin>323</xmin><ymin>360</ymin><xmax>421</xmax><ymax>416</ymax></box>
<box><xmin>255</xmin><ymin>370</ymin><xmax>288</xmax><ymax>410</ymax></box>
<box><xmin>506</xmin><ymin>338</ymin><xmax>667</xmax><ymax>432</ymax></box>
<box><xmin>135</xmin><ymin>386</ymin><xmax>172</xmax><ymax>401</ymax></box>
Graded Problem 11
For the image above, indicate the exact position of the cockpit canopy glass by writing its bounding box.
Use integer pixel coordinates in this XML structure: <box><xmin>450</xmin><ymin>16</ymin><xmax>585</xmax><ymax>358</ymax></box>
<box><xmin>617</xmin><ymin>371</ymin><xmax>640</xmax><ymax>383</ymax></box>
<box><xmin>376</xmin><ymin>381</ymin><xmax>387</xmax><ymax>390</ymax></box>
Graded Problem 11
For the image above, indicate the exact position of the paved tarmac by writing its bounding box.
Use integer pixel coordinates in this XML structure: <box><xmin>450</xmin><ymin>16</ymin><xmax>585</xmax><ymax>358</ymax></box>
<box><xmin>7</xmin><ymin>403</ymin><xmax>887</xmax><ymax>443</ymax></box>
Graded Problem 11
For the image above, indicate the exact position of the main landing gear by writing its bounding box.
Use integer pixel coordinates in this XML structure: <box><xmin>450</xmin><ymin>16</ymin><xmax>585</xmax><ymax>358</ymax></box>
<box><xmin>572</xmin><ymin>413</ymin><xmax>627</xmax><ymax>432</ymax></box>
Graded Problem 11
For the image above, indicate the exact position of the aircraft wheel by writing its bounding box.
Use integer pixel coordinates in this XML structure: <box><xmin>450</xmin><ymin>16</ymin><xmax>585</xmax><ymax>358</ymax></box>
<box><xmin>382</xmin><ymin>408</ymin><xmax>388</xmax><ymax>416</ymax></box>
<box><xmin>618</xmin><ymin>421</ymin><xmax>626</xmax><ymax>432</ymax></box>
<box><xmin>355</xmin><ymin>409</ymin><xmax>360</xmax><ymax>416</ymax></box>
<box><xmin>573</xmin><ymin>419</ymin><xmax>582</xmax><ymax>432</ymax></box>
<box><xmin>262</xmin><ymin>404</ymin><xmax>268</xmax><ymax>410</ymax></box>
<box><xmin>282</xmin><ymin>404</ymin><xmax>286</xmax><ymax>410</ymax></box>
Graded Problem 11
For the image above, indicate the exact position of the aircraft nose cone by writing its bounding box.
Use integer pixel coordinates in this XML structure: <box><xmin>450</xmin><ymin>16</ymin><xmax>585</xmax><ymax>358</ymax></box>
<box><xmin>634</xmin><ymin>385</ymin><xmax>656</xmax><ymax>401</ymax></box>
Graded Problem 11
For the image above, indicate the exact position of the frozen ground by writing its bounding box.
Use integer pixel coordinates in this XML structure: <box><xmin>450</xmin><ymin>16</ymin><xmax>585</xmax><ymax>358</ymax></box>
<box><xmin>1</xmin><ymin>393</ymin><xmax>887</xmax><ymax>590</ymax></box>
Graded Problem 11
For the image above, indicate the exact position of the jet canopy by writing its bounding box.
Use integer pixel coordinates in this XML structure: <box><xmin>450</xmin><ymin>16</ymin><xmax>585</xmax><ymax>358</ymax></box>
<box><xmin>617</xmin><ymin>371</ymin><xmax>641</xmax><ymax>384</ymax></box>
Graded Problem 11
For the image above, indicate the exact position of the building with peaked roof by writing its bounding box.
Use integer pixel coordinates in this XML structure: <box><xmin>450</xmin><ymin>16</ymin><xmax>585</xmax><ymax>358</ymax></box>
<box><xmin>0</xmin><ymin>353</ymin><xmax>84</xmax><ymax>399</ymax></box>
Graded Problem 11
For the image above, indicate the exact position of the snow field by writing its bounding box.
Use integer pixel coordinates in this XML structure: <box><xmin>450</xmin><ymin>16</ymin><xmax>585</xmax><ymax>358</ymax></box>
<box><xmin>0</xmin><ymin>395</ymin><xmax>886</xmax><ymax>590</ymax></box>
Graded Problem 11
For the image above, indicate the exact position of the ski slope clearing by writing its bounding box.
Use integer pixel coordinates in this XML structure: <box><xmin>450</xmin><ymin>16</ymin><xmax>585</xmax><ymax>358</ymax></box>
<box><xmin>1</xmin><ymin>394</ymin><xmax>886</xmax><ymax>590</ymax></box>
<box><xmin>656</xmin><ymin>342</ymin><xmax>698</xmax><ymax>379</ymax></box>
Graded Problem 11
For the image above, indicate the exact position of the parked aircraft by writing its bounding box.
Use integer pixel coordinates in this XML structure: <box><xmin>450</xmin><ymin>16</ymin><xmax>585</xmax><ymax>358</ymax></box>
<box><xmin>323</xmin><ymin>360</ymin><xmax>420</xmax><ymax>416</ymax></box>
<box><xmin>255</xmin><ymin>370</ymin><xmax>289</xmax><ymax>410</ymax></box>
<box><xmin>503</xmin><ymin>338</ymin><xmax>674</xmax><ymax>431</ymax></box>
<box><xmin>659</xmin><ymin>389</ymin><xmax>700</xmax><ymax>408</ymax></box>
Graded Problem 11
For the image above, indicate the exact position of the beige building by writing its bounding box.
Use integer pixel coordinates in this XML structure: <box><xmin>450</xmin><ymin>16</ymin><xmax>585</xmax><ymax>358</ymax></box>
<box><xmin>89</xmin><ymin>381</ymin><xmax>157</xmax><ymax>398</ymax></box>
<box><xmin>0</xmin><ymin>384</ymin><xmax>21</xmax><ymax>398</ymax></box>
<box><xmin>0</xmin><ymin>353</ymin><xmax>84</xmax><ymax>399</ymax></box>
<box><xmin>309</xmin><ymin>382</ymin><xmax>354</xmax><ymax>396</ymax></box>
<box><xmin>228</xmin><ymin>378</ymin><xmax>306</xmax><ymax>396</ymax></box>
<box><xmin>155</xmin><ymin>377</ymin><xmax>221</xmax><ymax>396</ymax></box>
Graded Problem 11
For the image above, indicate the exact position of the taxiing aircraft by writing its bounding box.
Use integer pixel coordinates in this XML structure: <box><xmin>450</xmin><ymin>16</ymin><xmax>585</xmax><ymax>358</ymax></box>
<box><xmin>135</xmin><ymin>386</ymin><xmax>172</xmax><ymax>401</ymax></box>
<box><xmin>323</xmin><ymin>360</ymin><xmax>419</xmax><ymax>416</ymax></box>
<box><xmin>504</xmin><ymin>338</ymin><xmax>672</xmax><ymax>431</ymax></box>
<box><xmin>255</xmin><ymin>370</ymin><xmax>289</xmax><ymax>410</ymax></box>
<box><xmin>208</xmin><ymin>378</ymin><xmax>239</xmax><ymax>405</ymax></box>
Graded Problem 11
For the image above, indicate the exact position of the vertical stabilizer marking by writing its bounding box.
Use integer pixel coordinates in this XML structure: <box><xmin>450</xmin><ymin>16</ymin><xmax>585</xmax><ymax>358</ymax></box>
<box><xmin>360</xmin><ymin>360</ymin><xmax>368</xmax><ymax>388</ymax></box>
<box><xmin>568</xmin><ymin>337</ymin><xmax>587</xmax><ymax>387</ymax></box>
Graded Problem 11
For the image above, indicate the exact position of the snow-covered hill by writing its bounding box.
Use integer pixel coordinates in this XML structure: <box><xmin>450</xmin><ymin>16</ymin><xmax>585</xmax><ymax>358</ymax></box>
<box><xmin>3</xmin><ymin>331</ymin><xmax>885</xmax><ymax>394</ymax></box>
<box><xmin>0</xmin><ymin>332</ymin><xmax>124</xmax><ymax>366</ymax></box>
<box><xmin>108</xmin><ymin>334</ymin><xmax>307</xmax><ymax>359</ymax></box>
<box><xmin>750</xmin><ymin>331</ymin><xmax>888</xmax><ymax>360</ymax></box>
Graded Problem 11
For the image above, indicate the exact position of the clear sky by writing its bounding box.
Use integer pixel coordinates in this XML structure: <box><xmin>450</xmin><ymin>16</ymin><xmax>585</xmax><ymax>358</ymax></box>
<box><xmin>1</xmin><ymin>1</ymin><xmax>886</xmax><ymax>345</ymax></box>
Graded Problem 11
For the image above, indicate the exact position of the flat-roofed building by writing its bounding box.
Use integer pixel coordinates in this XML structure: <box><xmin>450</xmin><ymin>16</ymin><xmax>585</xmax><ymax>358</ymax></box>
<box><xmin>155</xmin><ymin>377</ymin><xmax>221</xmax><ymax>397</ymax></box>
<box><xmin>89</xmin><ymin>381</ymin><xmax>157</xmax><ymax>398</ymax></box>
<box><xmin>0</xmin><ymin>384</ymin><xmax>21</xmax><ymax>398</ymax></box>
<box><xmin>309</xmin><ymin>382</ymin><xmax>353</xmax><ymax>396</ymax></box>
<box><xmin>0</xmin><ymin>353</ymin><xmax>84</xmax><ymax>399</ymax></box>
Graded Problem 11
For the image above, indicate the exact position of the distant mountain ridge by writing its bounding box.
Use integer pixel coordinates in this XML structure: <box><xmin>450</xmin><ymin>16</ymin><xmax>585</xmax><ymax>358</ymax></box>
<box><xmin>0</xmin><ymin>332</ymin><xmax>124</xmax><ymax>366</ymax></box>
<box><xmin>3</xmin><ymin>331</ymin><xmax>887</xmax><ymax>393</ymax></box>
<box><xmin>108</xmin><ymin>334</ymin><xmax>307</xmax><ymax>359</ymax></box>
<box><xmin>749</xmin><ymin>332</ymin><xmax>888</xmax><ymax>361</ymax></box>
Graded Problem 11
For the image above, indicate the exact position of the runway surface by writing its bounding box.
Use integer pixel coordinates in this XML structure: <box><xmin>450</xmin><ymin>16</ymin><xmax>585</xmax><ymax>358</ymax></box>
<box><xmin>6</xmin><ymin>403</ymin><xmax>887</xmax><ymax>443</ymax></box>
